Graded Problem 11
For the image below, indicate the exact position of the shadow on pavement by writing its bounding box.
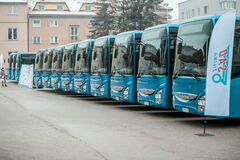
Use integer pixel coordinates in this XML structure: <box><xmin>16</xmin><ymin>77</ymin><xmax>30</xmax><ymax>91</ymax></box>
<box><xmin>177</xmin><ymin>118</ymin><xmax>240</xmax><ymax>129</ymax></box>
<box><xmin>114</xmin><ymin>105</ymin><xmax>168</xmax><ymax>112</ymax></box>
<box><xmin>143</xmin><ymin>111</ymin><xmax>202</xmax><ymax>118</ymax></box>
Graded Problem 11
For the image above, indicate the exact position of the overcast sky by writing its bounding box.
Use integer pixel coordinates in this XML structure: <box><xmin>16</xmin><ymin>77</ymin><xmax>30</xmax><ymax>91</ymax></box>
<box><xmin>164</xmin><ymin>0</ymin><xmax>186</xmax><ymax>20</ymax></box>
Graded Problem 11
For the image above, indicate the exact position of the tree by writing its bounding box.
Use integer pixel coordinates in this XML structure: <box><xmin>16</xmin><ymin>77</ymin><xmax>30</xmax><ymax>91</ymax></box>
<box><xmin>88</xmin><ymin>0</ymin><xmax>115</xmax><ymax>39</ymax></box>
<box><xmin>115</xmin><ymin>0</ymin><xmax>164</xmax><ymax>33</ymax></box>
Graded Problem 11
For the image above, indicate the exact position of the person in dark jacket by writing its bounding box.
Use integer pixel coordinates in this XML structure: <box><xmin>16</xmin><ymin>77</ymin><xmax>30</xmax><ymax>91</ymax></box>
<box><xmin>1</xmin><ymin>68</ymin><xmax>7</xmax><ymax>87</ymax></box>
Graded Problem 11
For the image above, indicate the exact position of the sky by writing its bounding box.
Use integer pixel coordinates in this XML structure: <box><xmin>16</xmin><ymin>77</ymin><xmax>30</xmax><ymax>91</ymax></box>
<box><xmin>164</xmin><ymin>0</ymin><xmax>186</xmax><ymax>20</ymax></box>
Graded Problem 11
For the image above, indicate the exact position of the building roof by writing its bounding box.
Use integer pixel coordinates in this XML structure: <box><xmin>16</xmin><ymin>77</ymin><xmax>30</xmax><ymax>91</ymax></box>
<box><xmin>0</xmin><ymin>0</ymin><xmax>27</xmax><ymax>3</ymax></box>
<box><xmin>28</xmin><ymin>0</ymin><xmax>103</xmax><ymax>17</ymax></box>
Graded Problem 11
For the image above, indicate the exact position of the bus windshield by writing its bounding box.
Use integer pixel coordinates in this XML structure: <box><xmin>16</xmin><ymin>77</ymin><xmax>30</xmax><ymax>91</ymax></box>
<box><xmin>91</xmin><ymin>38</ymin><xmax>108</xmax><ymax>74</ymax></box>
<box><xmin>43</xmin><ymin>50</ymin><xmax>52</xmax><ymax>73</ymax></box>
<box><xmin>232</xmin><ymin>21</ymin><xmax>240</xmax><ymax>78</ymax></box>
<box><xmin>138</xmin><ymin>27</ymin><xmax>168</xmax><ymax>76</ymax></box>
<box><xmin>174</xmin><ymin>19</ymin><xmax>213</xmax><ymax>77</ymax></box>
<box><xmin>111</xmin><ymin>33</ymin><xmax>133</xmax><ymax>75</ymax></box>
<box><xmin>75</xmin><ymin>41</ymin><xmax>91</xmax><ymax>73</ymax></box>
<box><xmin>35</xmin><ymin>51</ymin><xmax>44</xmax><ymax>72</ymax></box>
<box><xmin>62</xmin><ymin>44</ymin><xmax>75</xmax><ymax>73</ymax></box>
<box><xmin>52</xmin><ymin>48</ymin><xmax>63</xmax><ymax>73</ymax></box>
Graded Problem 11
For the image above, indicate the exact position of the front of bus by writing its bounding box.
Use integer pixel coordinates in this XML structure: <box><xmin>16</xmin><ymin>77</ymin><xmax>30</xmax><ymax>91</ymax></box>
<box><xmin>74</xmin><ymin>40</ymin><xmax>94</xmax><ymax>94</ymax></box>
<box><xmin>7</xmin><ymin>54</ymin><xmax>12</xmax><ymax>80</ymax></box>
<box><xmin>11</xmin><ymin>53</ymin><xmax>17</xmax><ymax>80</ymax></box>
<box><xmin>111</xmin><ymin>31</ymin><xmax>141</xmax><ymax>103</ymax></box>
<box><xmin>61</xmin><ymin>43</ymin><xmax>76</xmax><ymax>92</ymax></box>
<box><xmin>17</xmin><ymin>53</ymin><xmax>36</xmax><ymax>82</ymax></box>
<box><xmin>90</xmin><ymin>36</ymin><xmax>115</xmax><ymax>98</ymax></box>
<box><xmin>15</xmin><ymin>53</ymin><xmax>21</xmax><ymax>81</ymax></box>
<box><xmin>137</xmin><ymin>25</ymin><xmax>175</xmax><ymax>108</ymax></box>
<box><xmin>42</xmin><ymin>48</ymin><xmax>53</xmax><ymax>88</ymax></box>
<box><xmin>34</xmin><ymin>50</ymin><xmax>44</xmax><ymax>88</ymax></box>
<box><xmin>172</xmin><ymin>16</ymin><xmax>218</xmax><ymax>115</ymax></box>
<box><xmin>51</xmin><ymin>46</ymin><xmax>64</xmax><ymax>90</ymax></box>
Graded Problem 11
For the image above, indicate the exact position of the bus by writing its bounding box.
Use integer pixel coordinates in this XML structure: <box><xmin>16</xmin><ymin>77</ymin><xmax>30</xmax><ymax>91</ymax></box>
<box><xmin>8</xmin><ymin>53</ymin><xmax>16</xmax><ymax>80</ymax></box>
<box><xmin>74</xmin><ymin>39</ymin><xmax>95</xmax><ymax>94</ymax></box>
<box><xmin>61</xmin><ymin>43</ymin><xmax>78</xmax><ymax>92</ymax></box>
<box><xmin>11</xmin><ymin>53</ymin><xmax>18</xmax><ymax>80</ymax></box>
<box><xmin>111</xmin><ymin>31</ymin><xmax>142</xmax><ymax>103</ymax></box>
<box><xmin>42</xmin><ymin>48</ymin><xmax>54</xmax><ymax>88</ymax></box>
<box><xmin>34</xmin><ymin>49</ymin><xmax>45</xmax><ymax>88</ymax></box>
<box><xmin>15</xmin><ymin>52</ymin><xmax>36</xmax><ymax>81</ymax></box>
<box><xmin>51</xmin><ymin>46</ymin><xmax>64</xmax><ymax>90</ymax></box>
<box><xmin>90</xmin><ymin>35</ymin><xmax>115</xmax><ymax>98</ymax></box>
<box><xmin>137</xmin><ymin>24</ymin><xmax>178</xmax><ymax>108</ymax></box>
<box><xmin>172</xmin><ymin>15</ymin><xmax>240</xmax><ymax>117</ymax></box>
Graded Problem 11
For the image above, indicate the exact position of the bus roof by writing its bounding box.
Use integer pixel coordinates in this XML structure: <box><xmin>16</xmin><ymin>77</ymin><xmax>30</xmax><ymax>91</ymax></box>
<box><xmin>96</xmin><ymin>35</ymin><xmax>116</xmax><ymax>41</ymax></box>
<box><xmin>77</xmin><ymin>39</ymin><xmax>95</xmax><ymax>44</ymax></box>
<box><xmin>145</xmin><ymin>24</ymin><xmax>179</xmax><ymax>31</ymax></box>
<box><xmin>117</xmin><ymin>30</ymin><xmax>143</xmax><ymax>36</ymax></box>
<box><xmin>18</xmin><ymin>52</ymin><xmax>36</xmax><ymax>55</ymax></box>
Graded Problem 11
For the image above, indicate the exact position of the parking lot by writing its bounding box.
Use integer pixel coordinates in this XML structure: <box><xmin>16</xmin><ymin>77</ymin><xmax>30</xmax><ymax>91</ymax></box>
<box><xmin>0</xmin><ymin>81</ymin><xmax>240</xmax><ymax>160</ymax></box>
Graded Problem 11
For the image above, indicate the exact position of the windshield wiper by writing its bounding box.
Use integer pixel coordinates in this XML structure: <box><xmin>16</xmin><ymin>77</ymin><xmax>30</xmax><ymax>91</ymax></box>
<box><xmin>149</xmin><ymin>72</ymin><xmax>157</xmax><ymax>79</ymax></box>
<box><xmin>190</xmin><ymin>72</ymin><xmax>200</xmax><ymax>82</ymax></box>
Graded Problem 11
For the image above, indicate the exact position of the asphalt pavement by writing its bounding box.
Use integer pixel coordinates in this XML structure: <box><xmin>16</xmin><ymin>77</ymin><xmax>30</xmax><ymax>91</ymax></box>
<box><xmin>0</xmin><ymin>81</ymin><xmax>239</xmax><ymax>160</ymax></box>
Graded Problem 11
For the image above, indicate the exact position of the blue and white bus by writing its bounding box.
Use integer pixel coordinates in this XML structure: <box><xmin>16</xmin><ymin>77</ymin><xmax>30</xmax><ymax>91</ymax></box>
<box><xmin>8</xmin><ymin>53</ymin><xmax>16</xmax><ymax>80</ymax></box>
<box><xmin>51</xmin><ymin>46</ymin><xmax>64</xmax><ymax>90</ymax></box>
<box><xmin>11</xmin><ymin>53</ymin><xmax>18</xmax><ymax>80</ymax></box>
<box><xmin>137</xmin><ymin>24</ymin><xmax>179</xmax><ymax>108</ymax></box>
<box><xmin>34</xmin><ymin>49</ymin><xmax>45</xmax><ymax>88</ymax></box>
<box><xmin>61</xmin><ymin>43</ymin><xmax>78</xmax><ymax>92</ymax></box>
<box><xmin>16</xmin><ymin>52</ymin><xmax>36</xmax><ymax>81</ymax></box>
<box><xmin>90</xmin><ymin>35</ymin><xmax>115</xmax><ymax>98</ymax></box>
<box><xmin>111</xmin><ymin>31</ymin><xmax>142</xmax><ymax>103</ymax></box>
<box><xmin>42</xmin><ymin>48</ymin><xmax>54</xmax><ymax>88</ymax></box>
<box><xmin>172</xmin><ymin>15</ymin><xmax>240</xmax><ymax>117</ymax></box>
<box><xmin>74</xmin><ymin>39</ymin><xmax>95</xmax><ymax>94</ymax></box>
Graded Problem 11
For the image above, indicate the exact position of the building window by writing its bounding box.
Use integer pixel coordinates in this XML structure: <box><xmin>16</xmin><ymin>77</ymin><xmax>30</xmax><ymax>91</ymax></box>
<box><xmin>181</xmin><ymin>12</ymin><xmax>184</xmax><ymax>19</ymax></box>
<box><xmin>220</xmin><ymin>1</ymin><xmax>236</xmax><ymax>9</ymax></box>
<box><xmin>198</xmin><ymin>8</ymin><xmax>200</xmax><ymax>16</ymax></box>
<box><xmin>71</xmin><ymin>26</ymin><xmax>78</xmax><ymax>41</ymax></box>
<box><xmin>204</xmin><ymin>6</ymin><xmax>208</xmax><ymax>14</ymax></box>
<box><xmin>8</xmin><ymin>6</ymin><xmax>17</xmax><ymax>15</ymax></box>
<box><xmin>50</xmin><ymin>36</ymin><xmax>59</xmax><ymax>44</ymax></box>
<box><xmin>192</xmin><ymin>9</ymin><xmax>195</xmax><ymax>17</ymax></box>
<box><xmin>33</xmin><ymin>19</ymin><xmax>41</xmax><ymax>27</ymax></box>
<box><xmin>33</xmin><ymin>36</ymin><xmax>41</xmax><ymax>44</ymax></box>
<box><xmin>85</xmin><ymin>5</ymin><xmax>91</xmax><ymax>11</ymax></box>
<box><xmin>38</xmin><ymin>5</ymin><xmax>45</xmax><ymax>10</ymax></box>
<box><xmin>57</xmin><ymin>5</ymin><xmax>63</xmax><ymax>10</ymax></box>
<box><xmin>8</xmin><ymin>28</ymin><xmax>17</xmax><ymax>40</ymax></box>
<box><xmin>50</xmin><ymin>19</ymin><xmax>58</xmax><ymax>27</ymax></box>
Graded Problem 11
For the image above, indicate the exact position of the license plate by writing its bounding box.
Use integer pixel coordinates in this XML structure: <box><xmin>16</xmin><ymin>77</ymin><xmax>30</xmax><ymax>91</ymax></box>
<box><xmin>182</xmin><ymin>107</ymin><xmax>190</xmax><ymax>113</ymax></box>
<box><xmin>116</xmin><ymin>97</ymin><xmax>120</xmax><ymax>101</ymax></box>
<box><xmin>144</xmin><ymin>101</ymin><xmax>150</xmax><ymax>106</ymax></box>
<box><xmin>94</xmin><ymin>93</ymin><xmax>97</xmax><ymax>96</ymax></box>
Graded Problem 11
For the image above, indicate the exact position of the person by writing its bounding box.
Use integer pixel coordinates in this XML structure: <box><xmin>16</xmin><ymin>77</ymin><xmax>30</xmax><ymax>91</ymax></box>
<box><xmin>1</xmin><ymin>68</ymin><xmax>7</xmax><ymax>87</ymax></box>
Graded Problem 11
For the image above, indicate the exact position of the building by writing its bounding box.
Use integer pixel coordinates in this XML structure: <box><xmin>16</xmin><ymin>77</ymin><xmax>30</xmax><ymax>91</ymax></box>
<box><xmin>157</xmin><ymin>2</ymin><xmax>173</xmax><ymax>24</ymax></box>
<box><xmin>28</xmin><ymin>0</ymin><xmax>97</xmax><ymax>52</ymax></box>
<box><xmin>0</xmin><ymin>0</ymin><xmax>28</xmax><ymax>68</ymax></box>
<box><xmin>179</xmin><ymin>0</ymin><xmax>240</xmax><ymax>22</ymax></box>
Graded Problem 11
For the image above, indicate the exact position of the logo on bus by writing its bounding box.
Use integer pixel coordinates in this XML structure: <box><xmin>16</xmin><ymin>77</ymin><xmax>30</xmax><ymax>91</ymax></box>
<box><xmin>212</xmin><ymin>45</ymin><xmax>230</xmax><ymax>85</ymax></box>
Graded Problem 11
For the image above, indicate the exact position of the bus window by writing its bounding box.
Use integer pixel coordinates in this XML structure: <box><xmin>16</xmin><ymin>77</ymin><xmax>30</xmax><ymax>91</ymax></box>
<box><xmin>169</xmin><ymin>27</ymin><xmax>178</xmax><ymax>79</ymax></box>
<box><xmin>232</xmin><ymin>21</ymin><xmax>240</xmax><ymax>78</ymax></box>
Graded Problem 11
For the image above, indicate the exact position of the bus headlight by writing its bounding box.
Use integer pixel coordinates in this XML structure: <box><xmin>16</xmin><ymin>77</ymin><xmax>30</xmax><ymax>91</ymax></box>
<box><xmin>198</xmin><ymin>95</ymin><xmax>205</xmax><ymax>112</ymax></box>
<box><xmin>155</xmin><ymin>89</ymin><xmax>162</xmax><ymax>104</ymax></box>
<box><xmin>172</xmin><ymin>96</ymin><xmax>175</xmax><ymax>107</ymax></box>
<box><xmin>100</xmin><ymin>85</ymin><xmax>105</xmax><ymax>95</ymax></box>
<box><xmin>124</xmin><ymin>87</ymin><xmax>129</xmax><ymax>99</ymax></box>
<box><xmin>69</xmin><ymin>82</ymin><xmax>73</xmax><ymax>89</ymax></box>
<box><xmin>83</xmin><ymin>83</ymin><xmax>87</xmax><ymax>92</ymax></box>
